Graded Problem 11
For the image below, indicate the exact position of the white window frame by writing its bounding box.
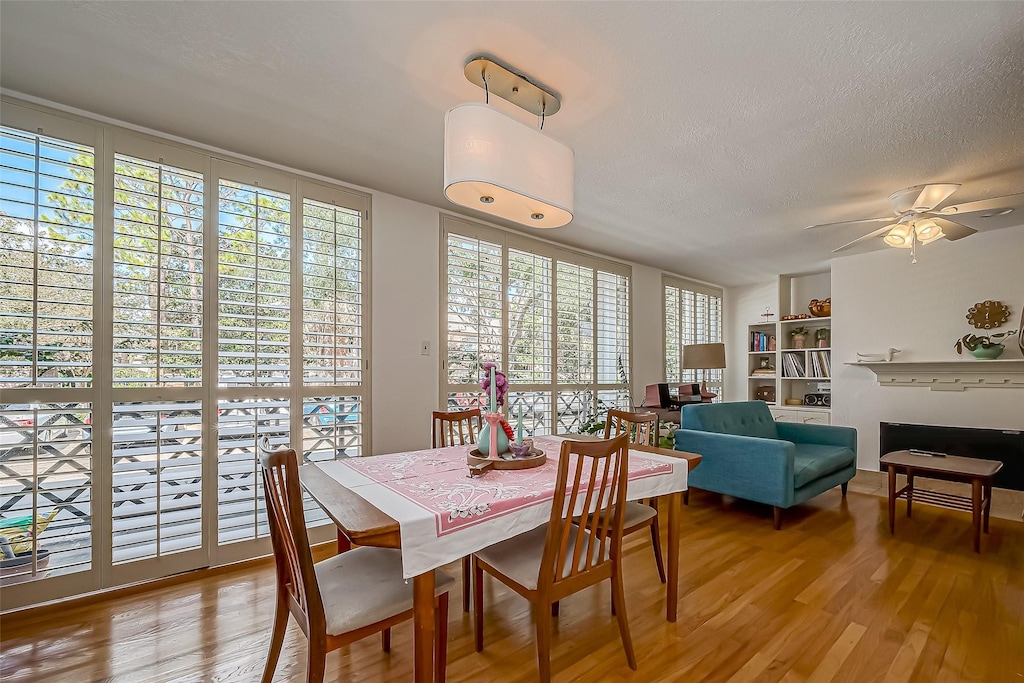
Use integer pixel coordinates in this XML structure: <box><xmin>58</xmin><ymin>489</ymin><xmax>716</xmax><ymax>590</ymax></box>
<box><xmin>663</xmin><ymin>274</ymin><xmax>724</xmax><ymax>399</ymax></box>
<box><xmin>439</xmin><ymin>215</ymin><xmax>632</xmax><ymax>434</ymax></box>
<box><xmin>0</xmin><ymin>97</ymin><xmax>372</xmax><ymax>611</ymax></box>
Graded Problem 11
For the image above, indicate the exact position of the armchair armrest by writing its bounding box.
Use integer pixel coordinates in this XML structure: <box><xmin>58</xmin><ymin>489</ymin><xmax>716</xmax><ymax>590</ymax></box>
<box><xmin>776</xmin><ymin>422</ymin><xmax>856</xmax><ymax>452</ymax></box>
<box><xmin>673</xmin><ymin>429</ymin><xmax>795</xmax><ymax>508</ymax></box>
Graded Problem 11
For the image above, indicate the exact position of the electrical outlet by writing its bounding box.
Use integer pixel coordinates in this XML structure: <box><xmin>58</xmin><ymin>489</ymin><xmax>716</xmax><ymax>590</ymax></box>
<box><xmin>420</xmin><ymin>340</ymin><xmax>430</xmax><ymax>356</ymax></box>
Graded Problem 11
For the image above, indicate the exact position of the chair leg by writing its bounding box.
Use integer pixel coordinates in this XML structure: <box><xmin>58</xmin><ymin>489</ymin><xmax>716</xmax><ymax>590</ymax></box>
<box><xmin>649</xmin><ymin>518</ymin><xmax>666</xmax><ymax>584</ymax></box>
<box><xmin>337</xmin><ymin>529</ymin><xmax>351</xmax><ymax>554</ymax></box>
<box><xmin>261</xmin><ymin>596</ymin><xmax>289</xmax><ymax>683</ymax></box>
<box><xmin>611</xmin><ymin>567</ymin><xmax>637</xmax><ymax>670</ymax></box>
<box><xmin>773</xmin><ymin>506</ymin><xmax>783</xmax><ymax>530</ymax></box>
<box><xmin>683</xmin><ymin>489</ymin><xmax>689</xmax><ymax>506</ymax></box>
<box><xmin>841</xmin><ymin>482</ymin><xmax>848</xmax><ymax>497</ymax></box>
<box><xmin>473</xmin><ymin>556</ymin><xmax>485</xmax><ymax>652</ymax></box>
<box><xmin>435</xmin><ymin>592</ymin><xmax>449</xmax><ymax>683</ymax></box>
<box><xmin>534</xmin><ymin>600</ymin><xmax>553</xmax><ymax>683</ymax></box>
<box><xmin>306</xmin><ymin>635</ymin><xmax>327</xmax><ymax>683</ymax></box>
<box><xmin>462</xmin><ymin>555</ymin><xmax>471</xmax><ymax>613</ymax></box>
<box><xmin>381</xmin><ymin>627</ymin><xmax>391</xmax><ymax>652</ymax></box>
<box><xmin>551</xmin><ymin>601</ymin><xmax>559</xmax><ymax>617</ymax></box>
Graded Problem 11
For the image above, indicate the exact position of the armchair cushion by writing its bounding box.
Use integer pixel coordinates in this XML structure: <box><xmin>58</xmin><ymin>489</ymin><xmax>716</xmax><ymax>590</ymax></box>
<box><xmin>681</xmin><ymin>400</ymin><xmax>778</xmax><ymax>440</ymax></box>
<box><xmin>792</xmin><ymin>444</ymin><xmax>855</xmax><ymax>488</ymax></box>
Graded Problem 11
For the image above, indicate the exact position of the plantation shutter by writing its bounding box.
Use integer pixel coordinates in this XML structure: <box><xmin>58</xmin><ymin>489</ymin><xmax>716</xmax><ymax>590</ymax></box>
<box><xmin>0</xmin><ymin>121</ymin><xmax>97</xmax><ymax>588</ymax></box>
<box><xmin>507</xmin><ymin>248</ymin><xmax>553</xmax><ymax>434</ymax></box>
<box><xmin>109</xmin><ymin>147</ymin><xmax>207</xmax><ymax>575</ymax></box>
<box><xmin>298</xmin><ymin>187</ymin><xmax>369</xmax><ymax>524</ymax></box>
<box><xmin>444</xmin><ymin>227</ymin><xmax>503</xmax><ymax>409</ymax></box>
<box><xmin>441</xmin><ymin>216</ymin><xmax>632</xmax><ymax>437</ymax></box>
<box><xmin>664</xmin><ymin>276</ymin><xmax>723</xmax><ymax>396</ymax></box>
<box><xmin>215</xmin><ymin>165</ymin><xmax>293</xmax><ymax>550</ymax></box>
<box><xmin>596</xmin><ymin>270</ymin><xmax>631</xmax><ymax>409</ymax></box>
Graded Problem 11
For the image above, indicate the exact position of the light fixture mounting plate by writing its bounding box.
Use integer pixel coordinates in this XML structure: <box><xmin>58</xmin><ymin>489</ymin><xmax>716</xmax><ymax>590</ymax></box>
<box><xmin>464</xmin><ymin>56</ymin><xmax>561</xmax><ymax>117</ymax></box>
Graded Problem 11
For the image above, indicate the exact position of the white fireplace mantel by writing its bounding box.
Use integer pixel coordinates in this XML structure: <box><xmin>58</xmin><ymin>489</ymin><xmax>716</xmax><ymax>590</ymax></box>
<box><xmin>846</xmin><ymin>359</ymin><xmax>1024</xmax><ymax>391</ymax></box>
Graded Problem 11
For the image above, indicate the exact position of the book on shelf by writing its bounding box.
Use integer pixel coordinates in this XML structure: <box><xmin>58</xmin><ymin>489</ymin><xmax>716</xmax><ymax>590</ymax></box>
<box><xmin>752</xmin><ymin>368</ymin><xmax>775</xmax><ymax>375</ymax></box>
<box><xmin>782</xmin><ymin>352</ymin><xmax>805</xmax><ymax>378</ymax></box>
<box><xmin>749</xmin><ymin>332</ymin><xmax>778</xmax><ymax>352</ymax></box>
<box><xmin>808</xmin><ymin>350</ymin><xmax>831</xmax><ymax>377</ymax></box>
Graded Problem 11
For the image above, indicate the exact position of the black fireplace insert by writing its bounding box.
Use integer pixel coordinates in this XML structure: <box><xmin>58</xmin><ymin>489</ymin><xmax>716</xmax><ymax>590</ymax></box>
<box><xmin>880</xmin><ymin>422</ymin><xmax>1024</xmax><ymax>491</ymax></box>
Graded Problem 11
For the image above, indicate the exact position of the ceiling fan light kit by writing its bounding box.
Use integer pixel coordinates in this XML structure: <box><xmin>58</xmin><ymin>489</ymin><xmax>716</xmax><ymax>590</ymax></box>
<box><xmin>804</xmin><ymin>182</ymin><xmax>1021</xmax><ymax>262</ymax></box>
<box><xmin>443</xmin><ymin>56</ymin><xmax>574</xmax><ymax>229</ymax></box>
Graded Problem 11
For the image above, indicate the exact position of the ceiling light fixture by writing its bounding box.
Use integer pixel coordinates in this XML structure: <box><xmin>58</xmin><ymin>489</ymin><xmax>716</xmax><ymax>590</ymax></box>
<box><xmin>805</xmin><ymin>182</ymin><xmax>1023</xmax><ymax>263</ymax></box>
<box><xmin>444</xmin><ymin>56</ymin><xmax>574</xmax><ymax>229</ymax></box>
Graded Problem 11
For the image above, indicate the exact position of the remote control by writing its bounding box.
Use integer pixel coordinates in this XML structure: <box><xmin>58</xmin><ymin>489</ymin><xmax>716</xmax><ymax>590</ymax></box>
<box><xmin>909</xmin><ymin>448</ymin><xmax>947</xmax><ymax>457</ymax></box>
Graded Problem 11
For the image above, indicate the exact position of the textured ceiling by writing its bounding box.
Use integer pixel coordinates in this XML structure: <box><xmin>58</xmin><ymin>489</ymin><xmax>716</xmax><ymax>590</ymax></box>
<box><xmin>2</xmin><ymin>1</ymin><xmax>1023</xmax><ymax>286</ymax></box>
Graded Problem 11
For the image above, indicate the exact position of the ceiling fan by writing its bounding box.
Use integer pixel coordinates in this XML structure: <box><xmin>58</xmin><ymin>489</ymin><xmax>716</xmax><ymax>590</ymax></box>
<box><xmin>804</xmin><ymin>183</ymin><xmax>1018</xmax><ymax>262</ymax></box>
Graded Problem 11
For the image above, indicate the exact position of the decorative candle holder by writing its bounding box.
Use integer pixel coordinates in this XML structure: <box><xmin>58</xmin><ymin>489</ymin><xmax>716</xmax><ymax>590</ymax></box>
<box><xmin>509</xmin><ymin>441</ymin><xmax>532</xmax><ymax>458</ymax></box>
<box><xmin>478</xmin><ymin>411</ymin><xmax>509</xmax><ymax>457</ymax></box>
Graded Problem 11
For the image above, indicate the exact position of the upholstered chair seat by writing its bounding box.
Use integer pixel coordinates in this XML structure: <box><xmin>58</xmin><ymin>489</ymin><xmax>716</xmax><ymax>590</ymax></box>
<box><xmin>474</xmin><ymin>525</ymin><xmax>607</xmax><ymax>591</ymax></box>
<box><xmin>313</xmin><ymin>547</ymin><xmax>455</xmax><ymax>636</ymax></box>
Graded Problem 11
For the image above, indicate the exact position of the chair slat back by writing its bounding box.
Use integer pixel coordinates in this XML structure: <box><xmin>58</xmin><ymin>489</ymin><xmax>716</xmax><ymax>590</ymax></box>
<box><xmin>540</xmin><ymin>434</ymin><xmax>629</xmax><ymax>588</ymax></box>
<box><xmin>258</xmin><ymin>440</ymin><xmax>324</xmax><ymax>634</ymax></box>
<box><xmin>604</xmin><ymin>409</ymin><xmax>658</xmax><ymax>447</ymax></box>
<box><xmin>432</xmin><ymin>409</ymin><xmax>482</xmax><ymax>448</ymax></box>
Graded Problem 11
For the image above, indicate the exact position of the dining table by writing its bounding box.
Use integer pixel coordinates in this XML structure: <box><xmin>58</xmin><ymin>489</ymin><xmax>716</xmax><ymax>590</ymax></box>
<box><xmin>299</xmin><ymin>434</ymin><xmax>701</xmax><ymax>683</ymax></box>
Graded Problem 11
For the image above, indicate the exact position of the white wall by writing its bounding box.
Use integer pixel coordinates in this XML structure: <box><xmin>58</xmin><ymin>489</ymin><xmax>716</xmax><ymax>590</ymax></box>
<box><xmin>630</xmin><ymin>264</ymin><xmax>670</xmax><ymax>401</ymax></box>
<box><xmin>832</xmin><ymin>228</ymin><xmax>1024</xmax><ymax>469</ymax></box>
<box><xmin>789</xmin><ymin>272</ymin><xmax>830</xmax><ymax>314</ymax></box>
<box><xmin>368</xmin><ymin>194</ymin><xmax>442</xmax><ymax>454</ymax></box>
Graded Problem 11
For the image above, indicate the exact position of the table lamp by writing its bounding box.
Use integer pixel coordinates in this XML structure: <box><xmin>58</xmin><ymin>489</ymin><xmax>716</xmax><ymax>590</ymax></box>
<box><xmin>682</xmin><ymin>343</ymin><xmax>726</xmax><ymax>398</ymax></box>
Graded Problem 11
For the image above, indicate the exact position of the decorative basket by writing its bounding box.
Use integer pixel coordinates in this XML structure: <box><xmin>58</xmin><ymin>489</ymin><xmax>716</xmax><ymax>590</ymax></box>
<box><xmin>808</xmin><ymin>298</ymin><xmax>831</xmax><ymax>317</ymax></box>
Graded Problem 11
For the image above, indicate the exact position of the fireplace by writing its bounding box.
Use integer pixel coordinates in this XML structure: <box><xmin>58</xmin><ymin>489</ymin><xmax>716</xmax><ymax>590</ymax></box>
<box><xmin>880</xmin><ymin>422</ymin><xmax>1024</xmax><ymax>491</ymax></box>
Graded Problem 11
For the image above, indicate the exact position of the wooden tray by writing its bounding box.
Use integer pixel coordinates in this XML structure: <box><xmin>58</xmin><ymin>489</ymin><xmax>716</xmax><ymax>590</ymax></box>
<box><xmin>467</xmin><ymin>448</ymin><xmax>546</xmax><ymax>475</ymax></box>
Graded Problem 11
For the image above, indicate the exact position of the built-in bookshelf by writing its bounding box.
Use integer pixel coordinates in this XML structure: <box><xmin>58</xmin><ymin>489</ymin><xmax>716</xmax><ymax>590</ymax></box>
<box><xmin>746</xmin><ymin>272</ymin><xmax>832</xmax><ymax>423</ymax></box>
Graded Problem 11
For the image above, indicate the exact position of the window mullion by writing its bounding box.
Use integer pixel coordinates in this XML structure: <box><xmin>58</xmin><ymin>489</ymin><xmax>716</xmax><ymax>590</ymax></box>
<box><xmin>501</xmin><ymin>236</ymin><xmax>509</xmax><ymax>408</ymax></box>
<box><xmin>290</xmin><ymin>180</ymin><xmax>302</xmax><ymax>453</ymax></box>
<box><xmin>93</xmin><ymin>127</ymin><xmax>113</xmax><ymax>589</ymax></box>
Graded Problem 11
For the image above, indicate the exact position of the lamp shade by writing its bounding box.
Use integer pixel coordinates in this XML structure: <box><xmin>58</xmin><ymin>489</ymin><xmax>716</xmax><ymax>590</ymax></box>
<box><xmin>682</xmin><ymin>343</ymin><xmax>727</xmax><ymax>370</ymax></box>
<box><xmin>444</xmin><ymin>103</ymin><xmax>574</xmax><ymax>229</ymax></box>
<box><xmin>913</xmin><ymin>218</ymin><xmax>943</xmax><ymax>244</ymax></box>
<box><xmin>883</xmin><ymin>223</ymin><xmax>912</xmax><ymax>248</ymax></box>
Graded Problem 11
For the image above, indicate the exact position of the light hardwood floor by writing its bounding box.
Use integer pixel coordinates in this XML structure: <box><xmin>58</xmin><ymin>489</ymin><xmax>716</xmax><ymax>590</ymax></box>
<box><xmin>1</xmin><ymin>489</ymin><xmax>1021</xmax><ymax>682</ymax></box>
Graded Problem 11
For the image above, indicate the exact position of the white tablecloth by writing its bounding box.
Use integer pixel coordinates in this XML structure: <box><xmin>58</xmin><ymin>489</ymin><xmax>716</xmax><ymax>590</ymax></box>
<box><xmin>316</xmin><ymin>435</ymin><xmax>688</xmax><ymax>579</ymax></box>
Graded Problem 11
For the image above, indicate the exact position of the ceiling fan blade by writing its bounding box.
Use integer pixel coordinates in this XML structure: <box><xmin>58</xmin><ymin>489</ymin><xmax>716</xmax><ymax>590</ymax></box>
<box><xmin>889</xmin><ymin>183</ymin><xmax>960</xmax><ymax>213</ymax></box>
<box><xmin>804</xmin><ymin>217</ymin><xmax>893</xmax><ymax>231</ymax></box>
<box><xmin>932</xmin><ymin>217</ymin><xmax>977</xmax><ymax>241</ymax></box>
<box><xmin>830</xmin><ymin>225</ymin><xmax>892</xmax><ymax>253</ymax></box>
<box><xmin>937</xmin><ymin>192</ymin><xmax>1024</xmax><ymax>216</ymax></box>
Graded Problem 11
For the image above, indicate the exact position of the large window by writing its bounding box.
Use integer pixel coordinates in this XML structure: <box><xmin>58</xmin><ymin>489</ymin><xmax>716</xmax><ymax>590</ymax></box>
<box><xmin>664</xmin><ymin>276</ymin><xmax>723</xmax><ymax>398</ymax></box>
<box><xmin>442</xmin><ymin>216</ymin><xmax>631</xmax><ymax>435</ymax></box>
<box><xmin>0</xmin><ymin>100</ymin><xmax>370</xmax><ymax>610</ymax></box>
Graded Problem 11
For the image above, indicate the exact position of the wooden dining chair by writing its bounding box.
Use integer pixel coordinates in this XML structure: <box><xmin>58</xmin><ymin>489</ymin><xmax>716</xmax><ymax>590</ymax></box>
<box><xmin>603</xmin><ymin>409</ymin><xmax>666</xmax><ymax>583</ymax></box>
<box><xmin>257</xmin><ymin>442</ymin><xmax>454</xmax><ymax>683</ymax></box>
<box><xmin>431</xmin><ymin>408</ymin><xmax>482</xmax><ymax>612</ymax></box>
<box><xmin>431</xmin><ymin>408</ymin><xmax>482</xmax><ymax>448</ymax></box>
<box><xmin>472</xmin><ymin>434</ymin><xmax>636</xmax><ymax>682</ymax></box>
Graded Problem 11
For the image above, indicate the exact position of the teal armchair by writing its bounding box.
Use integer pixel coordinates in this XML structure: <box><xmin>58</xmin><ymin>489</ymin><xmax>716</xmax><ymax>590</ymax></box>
<box><xmin>674</xmin><ymin>401</ymin><xmax>856</xmax><ymax>529</ymax></box>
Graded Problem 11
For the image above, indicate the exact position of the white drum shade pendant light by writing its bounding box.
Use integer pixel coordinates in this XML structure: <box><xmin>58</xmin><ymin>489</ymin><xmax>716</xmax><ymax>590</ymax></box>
<box><xmin>444</xmin><ymin>56</ymin><xmax>574</xmax><ymax>229</ymax></box>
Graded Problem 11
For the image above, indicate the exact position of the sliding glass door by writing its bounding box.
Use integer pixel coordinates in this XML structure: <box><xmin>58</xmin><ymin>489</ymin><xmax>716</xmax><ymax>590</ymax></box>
<box><xmin>0</xmin><ymin>100</ymin><xmax>370</xmax><ymax>610</ymax></box>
